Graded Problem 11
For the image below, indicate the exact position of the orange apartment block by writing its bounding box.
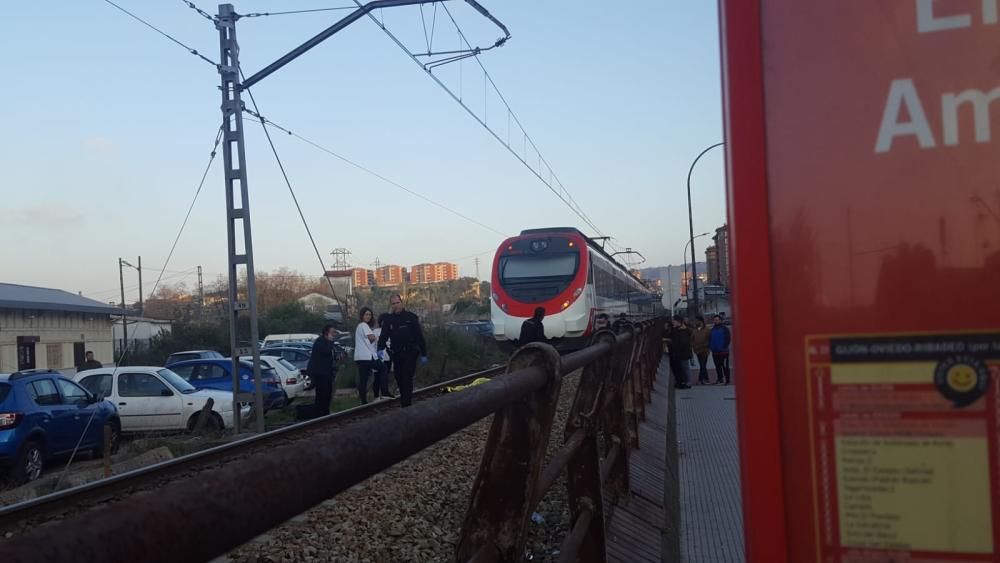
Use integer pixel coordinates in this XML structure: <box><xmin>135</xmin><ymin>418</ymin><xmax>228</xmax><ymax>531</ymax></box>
<box><xmin>409</xmin><ymin>262</ymin><xmax>459</xmax><ymax>284</ymax></box>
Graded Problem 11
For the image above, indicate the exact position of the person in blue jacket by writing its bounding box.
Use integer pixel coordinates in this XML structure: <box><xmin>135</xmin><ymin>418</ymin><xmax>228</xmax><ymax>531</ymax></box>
<box><xmin>709</xmin><ymin>314</ymin><xmax>732</xmax><ymax>385</ymax></box>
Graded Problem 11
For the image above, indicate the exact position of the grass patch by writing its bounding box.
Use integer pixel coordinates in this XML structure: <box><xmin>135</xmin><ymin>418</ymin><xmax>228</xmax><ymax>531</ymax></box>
<box><xmin>264</xmin><ymin>394</ymin><xmax>363</xmax><ymax>427</ymax></box>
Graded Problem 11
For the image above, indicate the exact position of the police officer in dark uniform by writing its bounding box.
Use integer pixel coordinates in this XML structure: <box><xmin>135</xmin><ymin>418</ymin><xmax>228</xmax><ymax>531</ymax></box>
<box><xmin>307</xmin><ymin>324</ymin><xmax>338</xmax><ymax>416</ymax></box>
<box><xmin>377</xmin><ymin>294</ymin><xmax>427</xmax><ymax>407</ymax></box>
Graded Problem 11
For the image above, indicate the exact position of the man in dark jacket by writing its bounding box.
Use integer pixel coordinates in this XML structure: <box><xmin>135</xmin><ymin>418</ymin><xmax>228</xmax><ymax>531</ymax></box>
<box><xmin>691</xmin><ymin>316</ymin><xmax>712</xmax><ymax>384</ymax></box>
<box><xmin>709</xmin><ymin>314</ymin><xmax>732</xmax><ymax>385</ymax></box>
<box><xmin>377</xmin><ymin>294</ymin><xmax>427</xmax><ymax>407</ymax></box>
<box><xmin>307</xmin><ymin>325</ymin><xmax>339</xmax><ymax>416</ymax></box>
<box><xmin>667</xmin><ymin>316</ymin><xmax>692</xmax><ymax>389</ymax></box>
<box><xmin>518</xmin><ymin>307</ymin><xmax>547</xmax><ymax>346</ymax></box>
<box><xmin>612</xmin><ymin>313</ymin><xmax>632</xmax><ymax>334</ymax></box>
<box><xmin>77</xmin><ymin>351</ymin><xmax>103</xmax><ymax>373</ymax></box>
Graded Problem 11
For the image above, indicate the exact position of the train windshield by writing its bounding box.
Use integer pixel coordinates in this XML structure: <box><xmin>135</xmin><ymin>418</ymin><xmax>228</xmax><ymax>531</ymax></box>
<box><xmin>500</xmin><ymin>254</ymin><xmax>578</xmax><ymax>281</ymax></box>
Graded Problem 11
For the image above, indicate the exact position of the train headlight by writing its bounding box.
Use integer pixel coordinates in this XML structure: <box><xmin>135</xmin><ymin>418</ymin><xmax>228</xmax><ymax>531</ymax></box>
<box><xmin>573</xmin><ymin>287</ymin><xmax>583</xmax><ymax>298</ymax></box>
<box><xmin>530</xmin><ymin>240</ymin><xmax>548</xmax><ymax>252</ymax></box>
<box><xmin>561</xmin><ymin>300</ymin><xmax>570</xmax><ymax>310</ymax></box>
<box><xmin>492</xmin><ymin>292</ymin><xmax>500</xmax><ymax>303</ymax></box>
<box><xmin>501</xmin><ymin>303</ymin><xmax>509</xmax><ymax>312</ymax></box>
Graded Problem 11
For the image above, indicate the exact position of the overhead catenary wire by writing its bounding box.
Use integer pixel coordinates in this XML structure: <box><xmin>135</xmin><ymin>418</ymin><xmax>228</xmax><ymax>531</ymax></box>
<box><xmin>352</xmin><ymin>0</ymin><xmax>611</xmax><ymax>247</ymax></box>
<box><xmin>101</xmin><ymin>0</ymin><xmax>219</xmax><ymax>67</ymax></box>
<box><xmin>439</xmin><ymin>3</ymin><xmax>603</xmax><ymax>237</ymax></box>
<box><xmin>240</xmin><ymin>107</ymin><xmax>507</xmax><ymax>237</ymax></box>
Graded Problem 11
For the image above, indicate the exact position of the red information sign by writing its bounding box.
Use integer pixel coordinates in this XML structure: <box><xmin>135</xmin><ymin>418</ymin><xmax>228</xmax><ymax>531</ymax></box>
<box><xmin>721</xmin><ymin>1</ymin><xmax>1000</xmax><ymax>561</ymax></box>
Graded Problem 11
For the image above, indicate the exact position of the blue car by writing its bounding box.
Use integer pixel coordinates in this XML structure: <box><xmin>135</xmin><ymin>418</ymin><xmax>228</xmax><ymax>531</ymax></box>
<box><xmin>0</xmin><ymin>369</ymin><xmax>120</xmax><ymax>484</ymax></box>
<box><xmin>167</xmin><ymin>359</ymin><xmax>287</xmax><ymax>412</ymax></box>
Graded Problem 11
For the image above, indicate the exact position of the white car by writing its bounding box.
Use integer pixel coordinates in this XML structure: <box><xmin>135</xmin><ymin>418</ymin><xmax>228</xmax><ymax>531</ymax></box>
<box><xmin>74</xmin><ymin>367</ymin><xmax>248</xmax><ymax>432</ymax></box>
<box><xmin>240</xmin><ymin>355</ymin><xmax>307</xmax><ymax>402</ymax></box>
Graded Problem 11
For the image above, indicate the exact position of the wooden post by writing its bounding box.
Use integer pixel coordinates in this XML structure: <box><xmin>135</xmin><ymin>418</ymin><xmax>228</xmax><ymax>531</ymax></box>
<box><xmin>192</xmin><ymin>398</ymin><xmax>215</xmax><ymax>435</ymax></box>
<box><xmin>102</xmin><ymin>425</ymin><xmax>112</xmax><ymax>478</ymax></box>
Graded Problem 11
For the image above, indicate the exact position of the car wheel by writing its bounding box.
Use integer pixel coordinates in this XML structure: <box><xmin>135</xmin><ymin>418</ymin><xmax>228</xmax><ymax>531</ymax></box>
<box><xmin>14</xmin><ymin>442</ymin><xmax>43</xmax><ymax>485</ymax></box>
<box><xmin>93</xmin><ymin>421</ymin><xmax>121</xmax><ymax>457</ymax></box>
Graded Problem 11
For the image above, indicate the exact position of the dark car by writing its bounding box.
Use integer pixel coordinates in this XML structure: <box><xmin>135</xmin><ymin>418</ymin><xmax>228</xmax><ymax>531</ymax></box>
<box><xmin>167</xmin><ymin>359</ymin><xmax>286</xmax><ymax>411</ymax></box>
<box><xmin>0</xmin><ymin>369</ymin><xmax>120</xmax><ymax>484</ymax></box>
<box><xmin>165</xmin><ymin>350</ymin><xmax>224</xmax><ymax>367</ymax></box>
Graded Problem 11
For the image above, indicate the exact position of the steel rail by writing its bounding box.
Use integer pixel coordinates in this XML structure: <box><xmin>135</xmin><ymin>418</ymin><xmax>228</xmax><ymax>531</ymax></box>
<box><xmin>0</xmin><ymin>364</ymin><xmax>504</xmax><ymax>530</ymax></box>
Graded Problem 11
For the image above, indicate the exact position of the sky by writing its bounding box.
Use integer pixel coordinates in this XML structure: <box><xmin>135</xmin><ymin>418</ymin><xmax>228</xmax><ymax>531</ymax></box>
<box><xmin>0</xmin><ymin>1</ymin><xmax>726</xmax><ymax>304</ymax></box>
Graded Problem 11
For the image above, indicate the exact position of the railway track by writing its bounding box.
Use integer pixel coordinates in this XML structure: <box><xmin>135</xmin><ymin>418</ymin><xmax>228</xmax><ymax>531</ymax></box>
<box><xmin>0</xmin><ymin>365</ymin><xmax>504</xmax><ymax>535</ymax></box>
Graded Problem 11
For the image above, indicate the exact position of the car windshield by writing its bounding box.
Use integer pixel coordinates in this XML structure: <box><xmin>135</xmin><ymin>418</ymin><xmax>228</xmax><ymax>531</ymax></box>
<box><xmin>158</xmin><ymin>369</ymin><xmax>198</xmax><ymax>394</ymax></box>
<box><xmin>277</xmin><ymin>358</ymin><xmax>297</xmax><ymax>372</ymax></box>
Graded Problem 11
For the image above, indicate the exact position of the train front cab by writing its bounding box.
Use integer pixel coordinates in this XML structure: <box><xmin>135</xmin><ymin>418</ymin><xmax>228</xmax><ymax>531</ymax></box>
<box><xmin>490</xmin><ymin>231</ymin><xmax>591</xmax><ymax>349</ymax></box>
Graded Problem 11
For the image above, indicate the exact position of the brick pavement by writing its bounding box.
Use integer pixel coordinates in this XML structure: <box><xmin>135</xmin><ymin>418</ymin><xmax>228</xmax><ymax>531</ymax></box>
<box><xmin>676</xmin><ymin>381</ymin><xmax>744</xmax><ymax>562</ymax></box>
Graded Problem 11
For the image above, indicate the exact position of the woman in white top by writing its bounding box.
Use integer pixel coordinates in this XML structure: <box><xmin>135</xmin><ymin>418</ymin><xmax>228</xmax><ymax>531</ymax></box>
<box><xmin>354</xmin><ymin>307</ymin><xmax>381</xmax><ymax>403</ymax></box>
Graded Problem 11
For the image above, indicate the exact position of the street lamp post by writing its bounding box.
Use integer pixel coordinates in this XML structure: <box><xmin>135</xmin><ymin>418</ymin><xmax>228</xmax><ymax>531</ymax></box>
<box><xmin>686</xmin><ymin>141</ymin><xmax>725</xmax><ymax>317</ymax></box>
<box><xmin>683</xmin><ymin>232</ymin><xmax>711</xmax><ymax>306</ymax></box>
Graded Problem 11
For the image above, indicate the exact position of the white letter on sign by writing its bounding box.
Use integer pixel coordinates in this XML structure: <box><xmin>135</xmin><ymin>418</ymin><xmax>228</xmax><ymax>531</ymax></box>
<box><xmin>916</xmin><ymin>0</ymin><xmax>972</xmax><ymax>32</ymax></box>
<box><xmin>875</xmin><ymin>79</ymin><xmax>936</xmax><ymax>153</ymax></box>
<box><xmin>942</xmin><ymin>87</ymin><xmax>1000</xmax><ymax>145</ymax></box>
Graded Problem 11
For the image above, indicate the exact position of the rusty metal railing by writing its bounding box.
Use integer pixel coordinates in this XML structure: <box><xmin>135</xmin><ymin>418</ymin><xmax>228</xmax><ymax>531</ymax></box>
<box><xmin>457</xmin><ymin>320</ymin><xmax>664</xmax><ymax>563</ymax></box>
<box><xmin>0</xmin><ymin>320</ymin><xmax>664</xmax><ymax>563</ymax></box>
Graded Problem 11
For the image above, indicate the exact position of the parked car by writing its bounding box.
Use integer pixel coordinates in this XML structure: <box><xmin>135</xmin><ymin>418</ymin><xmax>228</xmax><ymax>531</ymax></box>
<box><xmin>258</xmin><ymin>346</ymin><xmax>312</xmax><ymax>371</ymax></box>
<box><xmin>165</xmin><ymin>350</ymin><xmax>224</xmax><ymax>367</ymax></box>
<box><xmin>239</xmin><ymin>356</ymin><xmax>307</xmax><ymax>402</ymax></box>
<box><xmin>0</xmin><ymin>369</ymin><xmax>120</xmax><ymax>484</ymax></box>
<box><xmin>262</xmin><ymin>333</ymin><xmax>317</xmax><ymax>348</ymax></box>
<box><xmin>74</xmin><ymin>367</ymin><xmax>247</xmax><ymax>433</ymax></box>
<box><xmin>167</xmin><ymin>359</ymin><xmax>287</xmax><ymax>412</ymax></box>
<box><xmin>263</xmin><ymin>341</ymin><xmax>313</xmax><ymax>352</ymax></box>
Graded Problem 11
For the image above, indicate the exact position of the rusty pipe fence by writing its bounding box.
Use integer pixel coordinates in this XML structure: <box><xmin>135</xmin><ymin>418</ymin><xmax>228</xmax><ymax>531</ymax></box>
<box><xmin>0</xmin><ymin>319</ymin><xmax>665</xmax><ymax>563</ymax></box>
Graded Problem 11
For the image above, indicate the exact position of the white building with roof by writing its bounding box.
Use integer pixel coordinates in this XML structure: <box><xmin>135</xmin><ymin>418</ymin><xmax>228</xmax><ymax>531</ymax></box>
<box><xmin>0</xmin><ymin>283</ymin><xmax>117</xmax><ymax>373</ymax></box>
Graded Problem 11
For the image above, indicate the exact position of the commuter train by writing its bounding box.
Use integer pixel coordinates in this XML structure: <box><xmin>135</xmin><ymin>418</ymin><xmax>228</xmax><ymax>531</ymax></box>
<box><xmin>490</xmin><ymin>227</ymin><xmax>662</xmax><ymax>350</ymax></box>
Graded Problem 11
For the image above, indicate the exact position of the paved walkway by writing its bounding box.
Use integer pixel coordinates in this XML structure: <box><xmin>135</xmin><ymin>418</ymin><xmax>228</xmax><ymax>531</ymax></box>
<box><xmin>677</xmin><ymin>381</ymin><xmax>744</xmax><ymax>562</ymax></box>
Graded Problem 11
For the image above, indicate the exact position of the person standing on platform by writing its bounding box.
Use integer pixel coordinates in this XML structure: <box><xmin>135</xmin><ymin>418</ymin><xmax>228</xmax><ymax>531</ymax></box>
<box><xmin>377</xmin><ymin>294</ymin><xmax>428</xmax><ymax>408</ymax></box>
<box><xmin>518</xmin><ymin>306</ymin><xmax>548</xmax><ymax>346</ymax></box>
<box><xmin>307</xmin><ymin>324</ymin><xmax>339</xmax><ymax>416</ymax></box>
<box><xmin>691</xmin><ymin>315</ymin><xmax>712</xmax><ymax>385</ymax></box>
<box><xmin>710</xmin><ymin>314</ymin><xmax>732</xmax><ymax>385</ymax></box>
<box><xmin>667</xmin><ymin>315</ymin><xmax>692</xmax><ymax>389</ymax></box>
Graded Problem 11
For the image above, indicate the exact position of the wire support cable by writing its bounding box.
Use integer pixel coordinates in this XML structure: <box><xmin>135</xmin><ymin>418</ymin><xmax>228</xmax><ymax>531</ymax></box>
<box><xmin>101</xmin><ymin>0</ymin><xmax>219</xmax><ymax>67</ymax></box>
<box><xmin>241</xmin><ymin>107</ymin><xmax>506</xmax><ymax>237</ymax></box>
<box><xmin>180</xmin><ymin>0</ymin><xmax>215</xmax><ymax>21</ymax></box>
<box><xmin>240</xmin><ymin>81</ymin><xmax>345</xmax><ymax>307</ymax></box>
<box><xmin>147</xmin><ymin>125</ymin><xmax>224</xmax><ymax>301</ymax></box>
<box><xmin>240</xmin><ymin>6</ymin><xmax>358</xmax><ymax>18</ymax></box>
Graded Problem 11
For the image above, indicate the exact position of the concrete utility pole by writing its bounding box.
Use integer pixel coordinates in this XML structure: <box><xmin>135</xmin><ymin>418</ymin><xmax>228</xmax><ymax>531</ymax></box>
<box><xmin>138</xmin><ymin>256</ymin><xmax>142</xmax><ymax>316</ymax></box>
<box><xmin>474</xmin><ymin>257</ymin><xmax>481</xmax><ymax>298</ymax></box>
<box><xmin>118</xmin><ymin>258</ymin><xmax>126</xmax><ymax>358</ymax></box>
<box><xmin>197</xmin><ymin>265</ymin><xmax>205</xmax><ymax>318</ymax></box>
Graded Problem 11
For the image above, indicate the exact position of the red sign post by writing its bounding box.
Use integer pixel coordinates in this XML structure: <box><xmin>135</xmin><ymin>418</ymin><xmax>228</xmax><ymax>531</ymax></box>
<box><xmin>722</xmin><ymin>1</ymin><xmax>1000</xmax><ymax>561</ymax></box>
